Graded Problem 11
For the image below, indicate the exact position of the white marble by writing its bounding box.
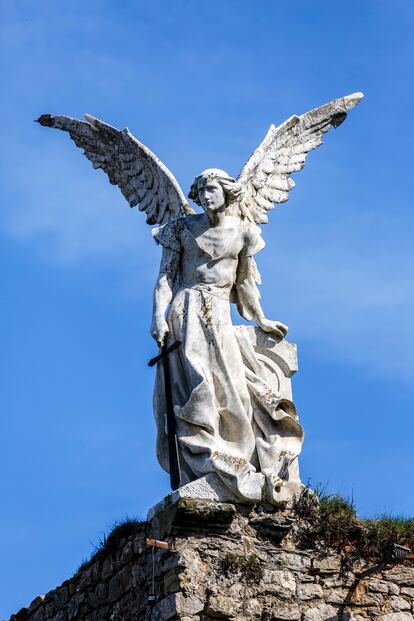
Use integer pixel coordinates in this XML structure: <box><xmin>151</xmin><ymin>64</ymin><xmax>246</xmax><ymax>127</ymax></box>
<box><xmin>147</xmin><ymin>474</ymin><xmax>237</xmax><ymax>521</ymax></box>
<box><xmin>38</xmin><ymin>93</ymin><xmax>364</xmax><ymax>505</ymax></box>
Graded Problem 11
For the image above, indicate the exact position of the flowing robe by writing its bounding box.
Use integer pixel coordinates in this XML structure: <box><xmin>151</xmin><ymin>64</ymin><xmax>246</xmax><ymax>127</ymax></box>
<box><xmin>153</xmin><ymin>215</ymin><xmax>303</xmax><ymax>503</ymax></box>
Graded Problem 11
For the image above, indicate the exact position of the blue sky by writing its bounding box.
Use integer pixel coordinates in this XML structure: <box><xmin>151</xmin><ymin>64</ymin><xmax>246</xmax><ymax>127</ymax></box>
<box><xmin>1</xmin><ymin>0</ymin><xmax>413</xmax><ymax>616</ymax></box>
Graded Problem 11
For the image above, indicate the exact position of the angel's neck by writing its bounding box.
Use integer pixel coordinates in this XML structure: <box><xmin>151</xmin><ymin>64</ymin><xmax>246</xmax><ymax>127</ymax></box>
<box><xmin>204</xmin><ymin>208</ymin><xmax>226</xmax><ymax>228</ymax></box>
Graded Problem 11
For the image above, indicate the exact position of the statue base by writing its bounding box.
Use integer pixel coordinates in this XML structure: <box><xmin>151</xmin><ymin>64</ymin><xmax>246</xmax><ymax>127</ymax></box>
<box><xmin>147</xmin><ymin>474</ymin><xmax>240</xmax><ymax>521</ymax></box>
<box><xmin>147</xmin><ymin>474</ymin><xmax>304</xmax><ymax>523</ymax></box>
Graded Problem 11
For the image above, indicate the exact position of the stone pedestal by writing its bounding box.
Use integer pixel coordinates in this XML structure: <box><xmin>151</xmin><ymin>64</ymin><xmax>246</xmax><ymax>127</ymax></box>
<box><xmin>8</xmin><ymin>500</ymin><xmax>414</xmax><ymax>621</ymax></box>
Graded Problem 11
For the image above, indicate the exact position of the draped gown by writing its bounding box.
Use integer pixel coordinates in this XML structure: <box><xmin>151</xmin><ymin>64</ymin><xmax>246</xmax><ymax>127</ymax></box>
<box><xmin>152</xmin><ymin>215</ymin><xmax>303</xmax><ymax>503</ymax></box>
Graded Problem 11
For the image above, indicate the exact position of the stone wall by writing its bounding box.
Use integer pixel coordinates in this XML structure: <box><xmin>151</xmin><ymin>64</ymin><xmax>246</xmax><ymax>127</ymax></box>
<box><xmin>8</xmin><ymin>500</ymin><xmax>414</xmax><ymax>621</ymax></box>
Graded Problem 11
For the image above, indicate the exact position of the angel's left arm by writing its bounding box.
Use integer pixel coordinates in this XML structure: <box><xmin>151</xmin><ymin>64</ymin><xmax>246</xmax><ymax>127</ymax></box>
<box><xmin>236</xmin><ymin>252</ymin><xmax>264</xmax><ymax>322</ymax></box>
<box><xmin>235</xmin><ymin>227</ymin><xmax>288</xmax><ymax>340</ymax></box>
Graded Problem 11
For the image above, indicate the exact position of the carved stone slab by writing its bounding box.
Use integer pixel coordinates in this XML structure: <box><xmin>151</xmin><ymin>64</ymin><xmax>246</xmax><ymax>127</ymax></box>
<box><xmin>235</xmin><ymin>325</ymin><xmax>298</xmax><ymax>401</ymax></box>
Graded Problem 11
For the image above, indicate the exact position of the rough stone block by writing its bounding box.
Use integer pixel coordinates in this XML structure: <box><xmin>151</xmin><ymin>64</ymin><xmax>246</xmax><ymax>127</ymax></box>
<box><xmin>277</xmin><ymin>551</ymin><xmax>312</xmax><ymax>571</ymax></box>
<box><xmin>325</xmin><ymin>588</ymin><xmax>349</xmax><ymax>604</ymax></box>
<box><xmin>67</xmin><ymin>595</ymin><xmax>79</xmax><ymax>620</ymax></box>
<box><xmin>302</xmin><ymin>603</ymin><xmax>338</xmax><ymax>621</ymax></box>
<box><xmin>207</xmin><ymin>594</ymin><xmax>238</xmax><ymax>618</ymax></box>
<box><xmin>243</xmin><ymin>598</ymin><xmax>262</xmax><ymax>617</ymax></box>
<box><xmin>262</xmin><ymin>568</ymin><xmax>296</xmax><ymax>597</ymax></box>
<box><xmin>378</xmin><ymin>614</ymin><xmax>414</xmax><ymax>621</ymax></box>
<box><xmin>164</xmin><ymin>568</ymin><xmax>182</xmax><ymax>594</ymax></box>
<box><xmin>151</xmin><ymin>592</ymin><xmax>205</xmax><ymax>620</ymax></box>
<box><xmin>388</xmin><ymin>596</ymin><xmax>411</xmax><ymax>611</ymax></box>
<box><xmin>151</xmin><ymin>594</ymin><xmax>177</xmax><ymax>621</ymax></box>
<box><xmin>384</xmin><ymin>568</ymin><xmax>414</xmax><ymax>587</ymax></box>
<box><xmin>249</xmin><ymin>514</ymin><xmax>294</xmax><ymax>544</ymax></box>
<box><xmin>150</xmin><ymin>497</ymin><xmax>236</xmax><ymax>539</ymax></box>
<box><xmin>54</xmin><ymin>586</ymin><xmax>70</xmax><ymax>608</ymax></box>
<box><xmin>311</xmin><ymin>556</ymin><xmax>341</xmax><ymax>574</ymax></box>
<box><xmin>27</xmin><ymin>597</ymin><xmax>45</xmax><ymax>615</ymax></box>
<box><xmin>388</xmin><ymin>581</ymin><xmax>402</xmax><ymax>595</ymax></box>
<box><xmin>119</xmin><ymin>540</ymin><xmax>134</xmax><ymax>565</ymax></box>
<box><xmin>108</xmin><ymin>573</ymin><xmax>123</xmax><ymax>602</ymax></box>
<box><xmin>297</xmin><ymin>582</ymin><xmax>324</xmax><ymax>600</ymax></box>
<box><xmin>270</xmin><ymin>603</ymin><xmax>301</xmax><ymax>620</ymax></box>
<box><xmin>101</xmin><ymin>556</ymin><xmax>113</xmax><ymax>580</ymax></box>
<box><xmin>10</xmin><ymin>610</ymin><xmax>28</xmax><ymax>621</ymax></box>
<box><xmin>351</xmin><ymin>591</ymin><xmax>384</xmax><ymax>607</ymax></box>
<box><xmin>147</xmin><ymin>474</ymin><xmax>240</xmax><ymax>521</ymax></box>
<box><xmin>368</xmin><ymin>578</ymin><xmax>391</xmax><ymax>594</ymax></box>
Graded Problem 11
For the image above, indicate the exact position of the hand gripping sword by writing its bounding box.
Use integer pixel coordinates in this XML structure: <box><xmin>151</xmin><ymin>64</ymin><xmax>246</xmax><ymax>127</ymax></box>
<box><xmin>148</xmin><ymin>340</ymin><xmax>182</xmax><ymax>491</ymax></box>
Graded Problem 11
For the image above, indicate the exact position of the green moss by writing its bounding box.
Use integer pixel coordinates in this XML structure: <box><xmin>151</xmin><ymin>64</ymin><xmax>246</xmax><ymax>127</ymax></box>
<box><xmin>222</xmin><ymin>551</ymin><xmax>263</xmax><ymax>582</ymax></box>
<box><xmin>179</xmin><ymin>498</ymin><xmax>200</xmax><ymax>513</ymax></box>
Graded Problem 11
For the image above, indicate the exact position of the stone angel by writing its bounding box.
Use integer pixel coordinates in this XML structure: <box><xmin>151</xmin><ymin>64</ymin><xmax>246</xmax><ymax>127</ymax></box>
<box><xmin>37</xmin><ymin>92</ymin><xmax>363</xmax><ymax>505</ymax></box>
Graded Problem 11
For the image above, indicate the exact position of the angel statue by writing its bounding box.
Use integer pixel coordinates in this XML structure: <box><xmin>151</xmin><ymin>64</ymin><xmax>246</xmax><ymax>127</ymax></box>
<box><xmin>37</xmin><ymin>92</ymin><xmax>363</xmax><ymax>506</ymax></box>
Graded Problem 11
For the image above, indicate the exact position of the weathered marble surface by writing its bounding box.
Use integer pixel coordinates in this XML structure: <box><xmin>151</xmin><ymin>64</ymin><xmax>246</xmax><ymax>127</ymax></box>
<box><xmin>148</xmin><ymin>329</ymin><xmax>301</xmax><ymax>518</ymax></box>
<box><xmin>38</xmin><ymin>93</ymin><xmax>364</xmax><ymax>505</ymax></box>
<box><xmin>151</xmin><ymin>203</ymin><xmax>304</xmax><ymax>504</ymax></box>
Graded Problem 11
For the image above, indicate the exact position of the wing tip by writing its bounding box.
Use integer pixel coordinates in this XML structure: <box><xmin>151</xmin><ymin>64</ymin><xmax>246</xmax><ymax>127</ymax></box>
<box><xmin>36</xmin><ymin>114</ymin><xmax>54</xmax><ymax>127</ymax></box>
<box><xmin>344</xmin><ymin>92</ymin><xmax>364</xmax><ymax>109</ymax></box>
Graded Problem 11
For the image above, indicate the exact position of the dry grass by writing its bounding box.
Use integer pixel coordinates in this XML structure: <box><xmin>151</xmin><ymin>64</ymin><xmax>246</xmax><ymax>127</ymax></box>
<box><xmin>76</xmin><ymin>517</ymin><xmax>146</xmax><ymax>574</ymax></box>
<box><xmin>292</xmin><ymin>485</ymin><xmax>414</xmax><ymax>566</ymax></box>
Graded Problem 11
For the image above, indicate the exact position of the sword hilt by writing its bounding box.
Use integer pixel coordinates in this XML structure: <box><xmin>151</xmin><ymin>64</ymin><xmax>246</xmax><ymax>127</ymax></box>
<box><xmin>148</xmin><ymin>340</ymin><xmax>182</xmax><ymax>367</ymax></box>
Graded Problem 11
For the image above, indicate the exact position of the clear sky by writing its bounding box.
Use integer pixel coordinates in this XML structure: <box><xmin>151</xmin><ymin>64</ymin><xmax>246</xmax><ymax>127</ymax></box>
<box><xmin>1</xmin><ymin>0</ymin><xmax>413</xmax><ymax>616</ymax></box>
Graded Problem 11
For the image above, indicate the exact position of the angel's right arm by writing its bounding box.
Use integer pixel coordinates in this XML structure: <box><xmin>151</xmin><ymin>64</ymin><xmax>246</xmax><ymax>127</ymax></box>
<box><xmin>153</xmin><ymin>246</ymin><xmax>179</xmax><ymax>316</ymax></box>
<box><xmin>151</xmin><ymin>246</ymin><xmax>180</xmax><ymax>345</ymax></box>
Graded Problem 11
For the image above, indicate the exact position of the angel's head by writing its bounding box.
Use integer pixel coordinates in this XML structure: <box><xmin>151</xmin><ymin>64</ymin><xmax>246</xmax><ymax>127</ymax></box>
<box><xmin>188</xmin><ymin>169</ymin><xmax>243</xmax><ymax>213</ymax></box>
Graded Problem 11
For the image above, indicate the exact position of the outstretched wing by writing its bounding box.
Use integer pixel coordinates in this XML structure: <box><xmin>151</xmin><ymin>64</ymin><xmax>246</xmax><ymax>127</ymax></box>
<box><xmin>236</xmin><ymin>92</ymin><xmax>364</xmax><ymax>224</ymax></box>
<box><xmin>37</xmin><ymin>113</ymin><xmax>194</xmax><ymax>225</ymax></box>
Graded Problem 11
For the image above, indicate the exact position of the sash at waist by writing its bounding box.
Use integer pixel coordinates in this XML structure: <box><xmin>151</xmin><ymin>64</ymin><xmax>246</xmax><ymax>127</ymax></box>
<box><xmin>178</xmin><ymin>283</ymin><xmax>232</xmax><ymax>301</ymax></box>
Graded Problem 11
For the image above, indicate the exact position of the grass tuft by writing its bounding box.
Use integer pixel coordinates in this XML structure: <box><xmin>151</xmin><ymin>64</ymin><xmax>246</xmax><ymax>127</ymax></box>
<box><xmin>221</xmin><ymin>551</ymin><xmax>263</xmax><ymax>582</ymax></box>
<box><xmin>292</xmin><ymin>485</ymin><xmax>414</xmax><ymax>566</ymax></box>
<box><xmin>74</xmin><ymin>516</ymin><xmax>146</xmax><ymax>575</ymax></box>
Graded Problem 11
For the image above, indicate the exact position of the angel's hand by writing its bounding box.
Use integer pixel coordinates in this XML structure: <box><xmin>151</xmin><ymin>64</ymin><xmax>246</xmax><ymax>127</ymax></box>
<box><xmin>256</xmin><ymin>317</ymin><xmax>288</xmax><ymax>340</ymax></box>
<box><xmin>150</xmin><ymin>316</ymin><xmax>169</xmax><ymax>347</ymax></box>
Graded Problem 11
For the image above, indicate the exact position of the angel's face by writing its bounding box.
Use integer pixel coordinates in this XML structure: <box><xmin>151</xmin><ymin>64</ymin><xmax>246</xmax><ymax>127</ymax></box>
<box><xmin>198</xmin><ymin>179</ymin><xmax>226</xmax><ymax>212</ymax></box>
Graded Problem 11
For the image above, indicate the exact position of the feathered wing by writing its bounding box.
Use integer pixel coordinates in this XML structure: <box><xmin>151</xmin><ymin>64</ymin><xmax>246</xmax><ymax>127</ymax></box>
<box><xmin>37</xmin><ymin>113</ymin><xmax>194</xmax><ymax>225</ymax></box>
<box><xmin>236</xmin><ymin>92</ymin><xmax>364</xmax><ymax>224</ymax></box>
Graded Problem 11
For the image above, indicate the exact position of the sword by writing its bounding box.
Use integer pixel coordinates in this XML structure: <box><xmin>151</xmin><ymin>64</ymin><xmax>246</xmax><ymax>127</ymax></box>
<box><xmin>148</xmin><ymin>340</ymin><xmax>182</xmax><ymax>491</ymax></box>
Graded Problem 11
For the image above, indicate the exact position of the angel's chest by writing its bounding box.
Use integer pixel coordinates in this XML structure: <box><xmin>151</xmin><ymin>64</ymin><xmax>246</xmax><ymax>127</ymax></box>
<box><xmin>184</xmin><ymin>226</ymin><xmax>243</xmax><ymax>260</ymax></box>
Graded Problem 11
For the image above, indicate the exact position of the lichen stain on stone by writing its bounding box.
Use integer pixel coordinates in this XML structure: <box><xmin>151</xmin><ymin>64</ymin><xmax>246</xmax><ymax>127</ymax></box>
<box><xmin>200</xmin><ymin>294</ymin><xmax>213</xmax><ymax>327</ymax></box>
<box><xmin>264</xmin><ymin>386</ymin><xmax>280</xmax><ymax>408</ymax></box>
<box><xmin>211</xmin><ymin>450</ymin><xmax>250</xmax><ymax>472</ymax></box>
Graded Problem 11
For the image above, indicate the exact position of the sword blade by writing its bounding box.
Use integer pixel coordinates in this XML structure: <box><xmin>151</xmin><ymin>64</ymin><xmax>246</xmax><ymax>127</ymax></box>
<box><xmin>148</xmin><ymin>339</ymin><xmax>182</xmax><ymax>491</ymax></box>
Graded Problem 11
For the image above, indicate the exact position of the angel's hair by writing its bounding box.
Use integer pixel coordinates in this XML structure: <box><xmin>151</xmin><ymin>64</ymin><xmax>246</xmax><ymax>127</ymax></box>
<box><xmin>188</xmin><ymin>169</ymin><xmax>244</xmax><ymax>207</ymax></box>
